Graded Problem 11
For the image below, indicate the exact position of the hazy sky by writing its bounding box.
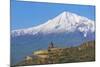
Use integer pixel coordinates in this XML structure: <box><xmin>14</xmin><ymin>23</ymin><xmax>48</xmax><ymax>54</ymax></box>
<box><xmin>11</xmin><ymin>1</ymin><xmax>95</xmax><ymax>30</ymax></box>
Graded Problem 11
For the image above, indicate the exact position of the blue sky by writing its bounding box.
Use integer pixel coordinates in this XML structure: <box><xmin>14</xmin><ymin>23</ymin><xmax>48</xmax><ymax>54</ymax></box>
<box><xmin>11</xmin><ymin>1</ymin><xmax>95</xmax><ymax>30</ymax></box>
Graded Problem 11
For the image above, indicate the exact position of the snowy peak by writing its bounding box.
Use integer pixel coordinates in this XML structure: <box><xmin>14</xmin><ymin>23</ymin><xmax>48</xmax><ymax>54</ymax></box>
<box><xmin>12</xmin><ymin>11</ymin><xmax>95</xmax><ymax>37</ymax></box>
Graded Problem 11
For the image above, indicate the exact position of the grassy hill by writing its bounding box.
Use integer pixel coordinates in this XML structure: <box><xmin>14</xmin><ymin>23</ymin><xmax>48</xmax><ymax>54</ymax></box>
<box><xmin>12</xmin><ymin>40</ymin><xmax>95</xmax><ymax>67</ymax></box>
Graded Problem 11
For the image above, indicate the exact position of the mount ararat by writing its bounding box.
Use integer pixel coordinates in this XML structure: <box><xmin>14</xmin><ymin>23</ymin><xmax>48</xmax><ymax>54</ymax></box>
<box><xmin>11</xmin><ymin>11</ymin><xmax>95</xmax><ymax>64</ymax></box>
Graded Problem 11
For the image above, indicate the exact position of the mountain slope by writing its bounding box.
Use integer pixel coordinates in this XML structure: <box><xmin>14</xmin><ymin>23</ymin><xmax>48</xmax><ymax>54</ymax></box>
<box><xmin>11</xmin><ymin>11</ymin><xmax>95</xmax><ymax>65</ymax></box>
<box><xmin>12</xmin><ymin>11</ymin><xmax>95</xmax><ymax>37</ymax></box>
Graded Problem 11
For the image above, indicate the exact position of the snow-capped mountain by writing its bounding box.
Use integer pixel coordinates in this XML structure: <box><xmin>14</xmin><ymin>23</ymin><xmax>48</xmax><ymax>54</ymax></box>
<box><xmin>11</xmin><ymin>11</ymin><xmax>95</xmax><ymax>64</ymax></box>
<box><xmin>12</xmin><ymin>11</ymin><xmax>95</xmax><ymax>37</ymax></box>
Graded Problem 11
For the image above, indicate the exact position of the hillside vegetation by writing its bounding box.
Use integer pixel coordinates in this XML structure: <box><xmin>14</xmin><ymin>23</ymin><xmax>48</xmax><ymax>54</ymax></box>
<box><xmin>12</xmin><ymin>40</ymin><xmax>95</xmax><ymax>67</ymax></box>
